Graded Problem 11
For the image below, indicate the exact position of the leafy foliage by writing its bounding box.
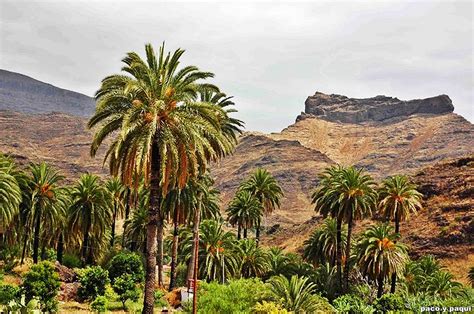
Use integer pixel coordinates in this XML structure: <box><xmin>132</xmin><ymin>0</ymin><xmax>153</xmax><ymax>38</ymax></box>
<box><xmin>192</xmin><ymin>278</ymin><xmax>270</xmax><ymax>313</ymax></box>
<box><xmin>332</xmin><ymin>294</ymin><xmax>374</xmax><ymax>314</ymax></box>
<box><xmin>77</xmin><ymin>266</ymin><xmax>110</xmax><ymax>301</ymax></box>
<box><xmin>112</xmin><ymin>274</ymin><xmax>140</xmax><ymax>309</ymax></box>
<box><xmin>373</xmin><ymin>293</ymin><xmax>406</xmax><ymax>312</ymax></box>
<box><xmin>21</xmin><ymin>261</ymin><xmax>61</xmax><ymax>312</ymax></box>
<box><xmin>91</xmin><ymin>295</ymin><xmax>108</xmax><ymax>313</ymax></box>
<box><xmin>0</xmin><ymin>284</ymin><xmax>19</xmax><ymax>305</ymax></box>
<box><xmin>107</xmin><ymin>251</ymin><xmax>144</xmax><ymax>284</ymax></box>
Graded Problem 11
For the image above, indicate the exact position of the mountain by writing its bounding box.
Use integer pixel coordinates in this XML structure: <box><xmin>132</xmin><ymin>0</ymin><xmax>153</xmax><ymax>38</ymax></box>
<box><xmin>212</xmin><ymin>92</ymin><xmax>473</xmax><ymax>226</ymax></box>
<box><xmin>0</xmin><ymin>69</ymin><xmax>95</xmax><ymax>116</ymax></box>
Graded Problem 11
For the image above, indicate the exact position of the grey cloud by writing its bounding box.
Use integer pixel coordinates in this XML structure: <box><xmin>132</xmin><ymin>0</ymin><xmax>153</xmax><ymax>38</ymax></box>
<box><xmin>0</xmin><ymin>0</ymin><xmax>472</xmax><ymax>132</ymax></box>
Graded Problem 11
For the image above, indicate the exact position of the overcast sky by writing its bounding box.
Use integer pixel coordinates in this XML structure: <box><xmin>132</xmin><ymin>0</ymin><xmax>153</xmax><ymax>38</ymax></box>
<box><xmin>1</xmin><ymin>0</ymin><xmax>472</xmax><ymax>132</ymax></box>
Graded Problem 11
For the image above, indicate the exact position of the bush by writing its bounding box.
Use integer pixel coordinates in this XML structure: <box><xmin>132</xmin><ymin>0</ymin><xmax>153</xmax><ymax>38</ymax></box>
<box><xmin>0</xmin><ymin>246</ymin><xmax>20</xmax><ymax>272</ymax></box>
<box><xmin>112</xmin><ymin>274</ymin><xmax>140</xmax><ymax>309</ymax></box>
<box><xmin>91</xmin><ymin>295</ymin><xmax>108</xmax><ymax>313</ymax></box>
<box><xmin>0</xmin><ymin>284</ymin><xmax>19</xmax><ymax>305</ymax></box>
<box><xmin>78</xmin><ymin>266</ymin><xmax>110</xmax><ymax>301</ymax></box>
<box><xmin>373</xmin><ymin>293</ymin><xmax>406</xmax><ymax>312</ymax></box>
<box><xmin>333</xmin><ymin>294</ymin><xmax>374</xmax><ymax>314</ymax></box>
<box><xmin>41</xmin><ymin>248</ymin><xmax>56</xmax><ymax>262</ymax></box>
<box><xmin>154</xmin><ymin>289</ymin><xmax>169</xmax><ymax>308</ymax></box>
<box><xmin>62</xmin><ymin>253</ymin><xmax>81</xmax><ymax>269</ymax></box>
<box><xmin>193</xmin><ymin>278</ymin><xmax>271</xmax><ymax>313</ymax></box>
<box><xmin>21</xmin><ymin>261</ymin><xmax>60</xmax><ymax>312</ymax></box>
<box><xmin>254</xmin><ymin>300</ymin><xmax>289</xmax><ymax>313</ymax></box>
<box><xmin>175</xmin><ymin>263</ymin><xmax>188</xmax><ymax>288</ymax></box>
<box><xmin>107</xmin><ymin>251</ymin><xmax>144</xmax><ymax>284</ymax></box>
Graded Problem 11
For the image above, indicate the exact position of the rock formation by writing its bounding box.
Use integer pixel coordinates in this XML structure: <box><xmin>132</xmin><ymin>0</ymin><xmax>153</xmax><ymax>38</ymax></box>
<box><xmin>299</xmin><ymin>92</ymin><xmax>454</xmax><ymax>123</ymax></box>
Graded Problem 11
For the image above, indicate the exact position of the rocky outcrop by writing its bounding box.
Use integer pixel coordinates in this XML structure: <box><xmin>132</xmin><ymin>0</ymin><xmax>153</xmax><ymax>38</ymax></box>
<box><xmin>300</xmin><ymin>92</ymin><xmax>454</xmax><ymax>123</ymax></box>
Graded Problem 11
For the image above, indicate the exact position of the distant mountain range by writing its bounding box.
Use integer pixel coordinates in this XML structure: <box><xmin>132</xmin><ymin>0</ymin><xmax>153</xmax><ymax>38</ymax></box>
<box><xmin>0</xmin><ymin>69</ymin><xmax>95</xmax><ymax>116</ymax></box>
<box><xmin>1</xmin><ymin>69</ymin><xmax>473</xmax><ymax>282</ymax></box>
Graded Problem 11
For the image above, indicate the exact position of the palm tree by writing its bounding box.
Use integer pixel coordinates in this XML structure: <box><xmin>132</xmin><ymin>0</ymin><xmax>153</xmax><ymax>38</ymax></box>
<box><xmin>378</xmin><ymin>174</ymin><xmax>422</xmax><ymax>293</ymax></box>
<box><xmin>0</xmin><ymin>155</ymin><xmax>22</xmax><ymax>231</ymax></box>
<box><xmin>355</xmin><ymin>224</ymin><xmax>407</xmax><ymax>298</ymax></box>
<box><xmin>226</xmin><ymin>190</ymin><xmax>261</xmax><ymax>239</ymax></box>
<box><xmin>181</xmin><ymin>219</ymin><xmax>239</xmax><ymax>282</ymax></box>
<box><xmin>268</xmin><ymin>275</ymin><xmax>321</xmax><ymax>313</ymax></box>
<box><xmin>68</xmin><ymin>174</ymin><xmax>111</xmax><ymax>265</ymax></box>
<box><xmin>88</xmin><ymin>43</ymin><xmax>240</xmax><ymax>312</ymax></box>
<box><xmin>312</xmin><ymin>165</ymin><xmax>377</xmax><ymax>292</ymax></box>
<box><xmin>264</xmin><ymin>247</ymin><xmax>298</xmax><ymax>280</ymax></box>
<box><xmin>27</xmin><ymin>163</ymin><xmax>66</xmax><ymax>264</ymax></box>
<box><xmin>426</xmin><ymin>270</ymin><xmax>465</xmax><ymax>298</ymax></box>
<box><xmin>106</xmin><ymin>177</ymin><xmax>126</xmax><ymax>246</ymax></box>
<box><xmin>303</xmin><ymin>217</ymin><xmax>347</xmax><ymax>267</ymax></box>
<box><xmin>124</xmin><ymin>206</ymin><xmax>148</xmax><ymax>253</ymax></box>
<box><xmin>239</xmin><ymin>168</ymin><xmax>283</xmax><ymax>244</ymax></box>
<box><xmin>237</xmin><ymin>239</ymin><xmax>269</xmax><ymax>278</ymax></box>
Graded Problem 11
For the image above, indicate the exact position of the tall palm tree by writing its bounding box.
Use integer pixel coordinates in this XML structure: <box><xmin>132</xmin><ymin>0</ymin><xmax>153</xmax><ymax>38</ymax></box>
<box><xmin>124</xmin><ymin>206</ymin><xmax>148</xmax><ymax>253</ymax></box>
<box><xmin>239</xmin><ymin>168</ymin><xmax>283</xmax><ymax>244</ymax></box>
<box><xmin>226</xmin><ymin>190</ymin><xmax>261</xmax><ymax>239</ymax></box>
<box><xmin>0</xmin><ymin>155</ymin><xmax>23</xmax><ymax>241</ymax></box>
<box><xmin>312</xmin><ymin>165</ymin><xmax>377</xmax><ymax>292</ymax></box>
<box><xmin>88</xmin><ymin>43</ymin><xmax>240</xmax><ymax>313</ymax></box>
<box><xmin>69</xmin><ymin>174</ymin><xmax>111</xmax><ymax>265</ymax></box>
<box><xmin>27</xmin><ymin>163</ymin><xmax>66</xmax><ymax>264</ymax></box>
<box><xmin>303</xmin><ymin>217</ymin><xmax>347</xmax><ymax>267</ymax></box>
<box><xmin>106</xmin><ymin>177</ymin><xmax>126</xmax><ymax>246</ymax></box>
<box><xmin>355</xmin><ymin>224</ymin><xmax>407</xmax><ymax>298</ymax></box>
<box><xmin>378</xmin><ymin>175</ymin><xmax>422</xmax><ymax>293</ymax></box>
<box><xmin>469</xmin><ymin>267</ymin><xmax>474</xmax><ymax>288</ymax></box>
<box><xmin>237</xmin><ymin>239</ymin><xmax>269</xmax><ymax>278</ymax></box>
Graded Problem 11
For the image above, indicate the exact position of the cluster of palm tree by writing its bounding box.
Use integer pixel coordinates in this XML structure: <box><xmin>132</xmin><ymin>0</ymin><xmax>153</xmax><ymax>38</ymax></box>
<box><xmin>309</xmin><ymin>165</ymin><xmax>423</xmax><ymax>298</ymax></box>
<box><xmin>226</xmin><ymin>168</ymin><xmax>283</xmax><ymax>243</ymax></box>
<box><xmin>0</xmin><ymin>158</ymin><xmax>131</xmax><ymax>267</ymax></box>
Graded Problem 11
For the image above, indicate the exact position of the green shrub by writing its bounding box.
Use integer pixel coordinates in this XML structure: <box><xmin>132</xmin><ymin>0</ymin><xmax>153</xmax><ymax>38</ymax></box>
<box><xmin>192</xmin><ymin>278</ymin><xmax>271</xmax><ymax>313</ymax></box>
<box><xmin>0</xmin><ymin>246</ymin><xmax>20</xmax><ymax>272</ymax></box>
<box><xmin>175</xmin><ymin>263</ymin><xmax>188</xmax><ymax>288</ymax></box>
<box><xmin>333</xmin><ymin>294</ymin><xmax>374</xmax><ymax>314</ymax></box>
<box><xmin>41</xmin><ymin>248</ymin><xmax>56</xmax><ymax>262</ymax></box>
<box><xmin>21</xmin><ymin>261</ymin><xmax>60</xmax><ymax>312</ymax></box>
<box><xmin>154</xmin><ymin>289</ymin><xmax>169</xmax><ymax>308</ymax></box>
<box><xmin>0</xmin><ymin>284</ymin><xmax>19</xmax><ymax>305</ymax></box>
<box><xmin>77</xmin><ymin>266</ymin><xmax>110</xmax><ymax>301</ymax></box>
<box><xmin>373</xmin><ymin>293</ymin><xmax>406</xmax><ymax>312</ymax></box>
<box><xmin>112</xmin><ymin>274</ymin><xmax>140</xmax><ymax>309</ymax></box>
<box><xmin>62</xmin><ymin>253</ymin><xmax>81</xmax><ymax>268</ymax></box>
<box><xmin>107</xmin><ymin>251</ymin><xmax>144</xmax><ymax>284</ymax></box>
<box><xmin>91</xmin><ymin>295</ymin><xmax>108</xmax><ymax>313</ymax></box>
<box><xmin>254</xmin><ymin>300</ymin><xmax>289</xmax><ymax>313</ymax></box>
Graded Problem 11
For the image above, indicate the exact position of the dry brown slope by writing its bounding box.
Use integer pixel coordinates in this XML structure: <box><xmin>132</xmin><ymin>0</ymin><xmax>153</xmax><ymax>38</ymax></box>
<box><xmin>272</xmin><ymin>113</ymin><xmax>474</xmax><ymax>177</ymax></box>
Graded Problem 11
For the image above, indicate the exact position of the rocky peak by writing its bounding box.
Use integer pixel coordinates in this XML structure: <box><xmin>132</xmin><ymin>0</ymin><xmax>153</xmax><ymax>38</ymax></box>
<box><xmin>300</xmin><ymin>92</ymin><xmax>454</xmax><ymax>123</ymax></box>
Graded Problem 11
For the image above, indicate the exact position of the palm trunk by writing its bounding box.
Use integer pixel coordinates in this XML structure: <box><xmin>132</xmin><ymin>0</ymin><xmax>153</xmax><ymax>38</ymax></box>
<box><xmin>169</xmin><ymin>212</ymin><xmax>180</xmax><ymax>291</ymax></box>
<box><xmin>192</xmin><ymin>192</ymin><xmax>202</xmax><ymax>314</ymax></box>
<box><xmin>111</xmin><ymin>203</ymin><xmax>117</xmax><ymax>246</ymax></box>
<box><xmin>122</xmin><ymin>188</ymin><xmax>130</xmax><ymax>248</ymax></box>
<box><xmin>243</xmin><ymin>228</ymin><xmax>247</xmax><ymax>239</ymax></box>
<box><xmin>187</xmin><ymin>192</ymin><xmax>202</xmax><ymax>284</ymax></box>
<box><xmin>142</xmin><ymin>141</ymin><xmax>160</xmax><ymax>314</ymax></box>
<box><xmin>343</xmin><ymin>210</ymin><xmax>353</xmax><ymax>292</ymax></box>
<box><xmin>32</xmin><ymin>206</ymin><xmax>42</xmax><ymax>264</ymax></box>
<box><xmin>156</xmin><ymin>218</ymin><xmax>164</xmax><ymax>287</ymax></box>
<box><xmin>377</xmin><ymin>275</ymin><xmax>384</xmax><ymax>298</ymax></box>
<box><xmin>57</xmin><ymin>233</ymin><xmax>64</xmax><ymax>263</ymax></box>
<box><xmin>20</xmin><ymin>233</ymin><xmax>28</xmax><ymax>265</ymax></box>
<box><xmin>237</xmin><ymin>225</ymin><xmax>241</xmax><ymax>240</ymax></box>
<box><xmin>255</xmin><ymin>220</ymin><xmax>260</xmax><ymax>245</ymax></box>
<box><xmin>81</xmin><ymin>221</ymin><xmax>90</xmax><ymax>266</ymax></box>
<box><xmin>391</xmin><ymin>212</ymin><xmax>401</xmax><ymax>293</ymax></box>
<box><xmin>336</xmin><ymin>216</ymin><xmax>343</xmax><ymax>293</ymax></box>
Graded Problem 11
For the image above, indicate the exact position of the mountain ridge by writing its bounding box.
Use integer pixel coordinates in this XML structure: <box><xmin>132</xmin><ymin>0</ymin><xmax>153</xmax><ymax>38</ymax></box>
<box><xmin>0</xmin><ymin>69</ymin><xmax>95</xmax><ymax>117</ymax></box>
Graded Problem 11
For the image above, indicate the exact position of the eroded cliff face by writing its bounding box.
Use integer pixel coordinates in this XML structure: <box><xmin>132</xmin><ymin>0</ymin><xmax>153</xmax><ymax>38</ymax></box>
<box><xmin>300</xmin><ymin>92</ymin><xmax>454</xmax><ymax>123</ymax></box>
